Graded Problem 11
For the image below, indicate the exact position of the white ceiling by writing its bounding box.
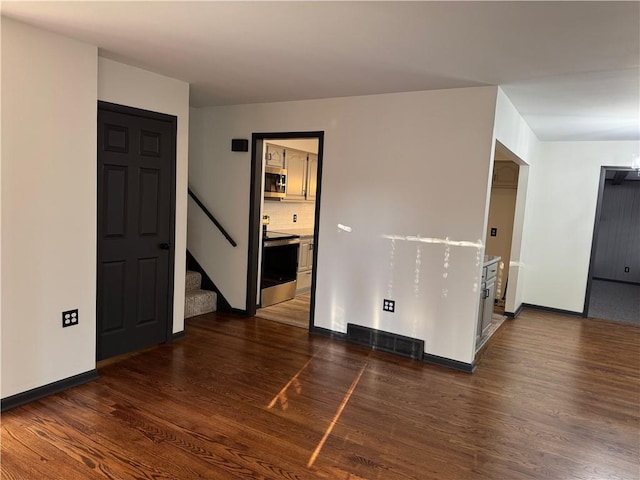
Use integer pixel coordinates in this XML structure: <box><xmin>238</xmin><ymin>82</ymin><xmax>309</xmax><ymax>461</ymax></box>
<box><xmin>3</xmin><ymin>1</ymin><xmax>639</xmax><ymax>141</ymax></box>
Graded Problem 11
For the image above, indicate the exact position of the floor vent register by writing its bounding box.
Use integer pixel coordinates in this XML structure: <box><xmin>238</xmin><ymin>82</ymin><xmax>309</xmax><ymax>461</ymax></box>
<box><xmin>346</xmin><ymin>323</ymin><xmax>424</xmax><ymax>360</ymax></box>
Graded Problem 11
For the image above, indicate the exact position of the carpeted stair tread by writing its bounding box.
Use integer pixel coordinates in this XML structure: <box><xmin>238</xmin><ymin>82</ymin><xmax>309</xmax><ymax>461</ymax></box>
<box><xmin>185</xmin><ymin>288</ymin><xmax>217</xmax><ymax>318</ymax></box>
<box><xmin>185</xmin><ymin>270</ymin><xmax>202</xmax><ymax>292</ymax></box>
<box><xmin>185</xmin><ymin>269</ymin><xmax>217</xmax><ymax>318</ymax></box>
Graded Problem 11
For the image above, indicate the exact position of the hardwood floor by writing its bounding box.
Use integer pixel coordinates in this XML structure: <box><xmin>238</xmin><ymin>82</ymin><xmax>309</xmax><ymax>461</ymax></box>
<box><xmin>256</xmin><ymin>292</ymin><xmax>311</xmax><ymax>329</ymax></box>
<box><xmin>475</xmin><ymin>312</ymin><xmax>508</xmax><ymax>353</ymax></box>
<box><xmin>2</xmin><ymin>309</ymin><xmax>639</xmax><ymax>479</ymax></box>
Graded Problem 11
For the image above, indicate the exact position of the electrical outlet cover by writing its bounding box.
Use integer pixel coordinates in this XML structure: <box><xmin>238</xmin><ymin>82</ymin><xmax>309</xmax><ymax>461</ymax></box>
<box><xmin>62</xmin><ymin>309</ymin><xmax>79</xmax><ymax>327</ymax></box>
<box><xmin>383</xmin><ymin>299</ymin><xmax>395</xmax><ymax>312</ymax></box>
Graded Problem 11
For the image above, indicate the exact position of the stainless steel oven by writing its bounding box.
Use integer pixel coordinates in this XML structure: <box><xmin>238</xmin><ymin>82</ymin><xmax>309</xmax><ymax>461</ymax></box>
<box><xmin>261</xmin><ymin>232</ymin><xmax>300</xmax><ymax>307</ymax></box>
<box><xmin>264</xmin><ymin>166</ymin><xmax>287</xmax><ymax>199</ymax></box>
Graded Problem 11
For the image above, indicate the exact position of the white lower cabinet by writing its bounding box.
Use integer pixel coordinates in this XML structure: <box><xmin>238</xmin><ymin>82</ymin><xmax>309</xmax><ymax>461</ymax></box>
<box><xmin>296</xmin><ymin>270</ymin><xmax>312</xmax><ymax>292</ymax></box>
<box><xmin>476</xmin><ymin>259</ymin><xmax>499</xmax><ymax>349</ymax></box>
<box><xmin>296</xmin><ymin>237</ymin><xmax>314</xmax><ymax>293</ymax></box>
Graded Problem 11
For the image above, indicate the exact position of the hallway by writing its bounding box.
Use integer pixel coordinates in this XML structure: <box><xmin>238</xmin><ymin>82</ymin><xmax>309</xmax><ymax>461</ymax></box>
<box><xmin>588</xmin><ymin>279</ymin><xmax>640</xmax><ymax>325</ymax></box>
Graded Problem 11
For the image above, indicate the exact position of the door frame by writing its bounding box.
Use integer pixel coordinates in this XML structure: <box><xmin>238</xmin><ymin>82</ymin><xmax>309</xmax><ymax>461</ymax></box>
<box><xmin>583</xmin><ymin>166</ymin><xmax>635</xmax><ymax>317</ymax></box>
<box><xmin>490</xmin><ymin>140</ymin><xmax>529</xmax><ymax>318</ymax></box>
<box><xmin>246</xmin><ymin>131</ymin><xmax>324</xmax><ymax>328</ymax></box>
<box><xmin>97</xmin><ymin>101</ymin><xmax>177</xmax><ymax>355</ymax></box>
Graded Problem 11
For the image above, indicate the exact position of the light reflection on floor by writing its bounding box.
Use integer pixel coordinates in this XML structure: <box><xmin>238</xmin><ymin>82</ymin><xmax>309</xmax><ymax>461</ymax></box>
<box><xmin>307</xmin><ymin>362</ymin><xmax>368</xmax><ymax>468</ymax></box>
<box><xmin>267</xmin><ymin>355</ymin><xmax>314</xmax><ymax>410</ymax></box>
<box><xmin>267</xmin><ymin>347</ymin><xmax>370</xmax><ymax>469</ymax></box>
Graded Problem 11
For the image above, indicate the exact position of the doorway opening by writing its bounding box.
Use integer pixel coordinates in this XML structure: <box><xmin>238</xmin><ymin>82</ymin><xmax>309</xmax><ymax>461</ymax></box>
<box><xmin>478</xmin><ymin>147</ymin><xmax>519</xmax><ymax>350</ymax></box>
<box><xmin>584</xmin><ymin>167</ymin><xmax>640</xmax><ymax>325</ymax></box>
<box><xmin>477</xmin><ymin>141</ymin><xmax>529</xmax><ymax>353</ymax></box>
<box><xmin>246</xmin><ymin>132</ymin><xmax>324</xmax><ymax>331</ymax></box>
<box><xmin>487</xmin><ymin>153</ymin><xmax>520</xmax><ymax>314</ymax></box>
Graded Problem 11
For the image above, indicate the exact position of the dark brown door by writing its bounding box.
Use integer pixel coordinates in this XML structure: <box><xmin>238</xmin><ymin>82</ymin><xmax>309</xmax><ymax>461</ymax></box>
<box><xmin>97</xmin><ymin>102</ymin><xmax>176</xmax><ymax>361</ymax></box>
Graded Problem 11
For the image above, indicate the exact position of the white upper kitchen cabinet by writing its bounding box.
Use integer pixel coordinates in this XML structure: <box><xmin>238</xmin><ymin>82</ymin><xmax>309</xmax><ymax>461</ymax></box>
<box><xmin>285</xmin><ymin>148</ymin><xmax>308</xmax><ymax>201</ymax></box>
<box><xmin>265</xmin><ymin>143</ymin><xmax>285</xmax><ymax>168</ymax></box>
<box><xmin>306</xmin><ymin>153</ymin><xmax>318</xmax><ymax>201</ymax></box>
<box><xmin>284</xmin><ymin>148</ymin><xmax>316</xmax><ymax>202</ymax></box>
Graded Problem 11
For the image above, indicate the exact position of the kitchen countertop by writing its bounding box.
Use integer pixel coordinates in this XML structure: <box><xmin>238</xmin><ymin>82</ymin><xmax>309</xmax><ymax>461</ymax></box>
<box><xmin>271</xmin><ymin>227</ymin><xmax>315</xmax><ymax>238</ymax></box>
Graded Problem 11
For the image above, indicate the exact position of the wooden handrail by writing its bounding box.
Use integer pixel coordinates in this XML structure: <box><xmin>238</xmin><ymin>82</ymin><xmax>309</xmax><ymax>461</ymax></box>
<box><xmin>188</xmin><ymin>188</ymin><xmax>237</xmax><ymax>248</ymax></box>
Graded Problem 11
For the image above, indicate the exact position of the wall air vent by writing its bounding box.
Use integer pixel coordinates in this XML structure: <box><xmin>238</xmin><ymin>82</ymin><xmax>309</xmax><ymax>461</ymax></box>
<box><xmin>346</xmin><ymin>324</ymin><xmax>424</xmax><ymax>360</ymax></box>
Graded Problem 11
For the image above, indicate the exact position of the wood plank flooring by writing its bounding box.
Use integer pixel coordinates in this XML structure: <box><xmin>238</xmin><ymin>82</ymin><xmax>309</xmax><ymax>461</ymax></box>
<box><xmin>2</xmin><ymin>308</ymin><xmax>639</xmax><ymax>479</ymax></box>
<box><xmin>475</xmin><ymin>313</ymin><xmax>508</xmax><ymax>353</ymax></box>
<box><xmin>256</xmin><ymin>293</ymin><xmax>310</xmax><ymax>329</ymax></box>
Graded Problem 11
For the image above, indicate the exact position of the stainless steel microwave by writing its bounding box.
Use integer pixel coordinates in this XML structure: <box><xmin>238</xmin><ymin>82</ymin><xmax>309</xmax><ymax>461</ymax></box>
<box><xmin>264</xmin><ymin>166</ymin><xmax>287</xmax><ymax>199</ymax></box>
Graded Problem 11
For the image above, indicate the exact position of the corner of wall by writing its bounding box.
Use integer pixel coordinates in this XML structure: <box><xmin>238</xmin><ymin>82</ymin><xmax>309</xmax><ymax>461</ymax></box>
<box><xmin>494</xmin><ymin>88</ymin><xmax>540</xmax><ymax>167</ymax></box>
<box><xmin>491</xmin><ymin>88</ymin><xmax>541</xmax><ymax>315</ymax></box>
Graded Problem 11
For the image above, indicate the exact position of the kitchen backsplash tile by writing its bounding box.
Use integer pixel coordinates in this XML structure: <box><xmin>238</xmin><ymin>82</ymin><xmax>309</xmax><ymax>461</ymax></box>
<box><xmin>264</xmin><ymin>201</ymin><xmax>315</xmax><ymax>231</ymax></box>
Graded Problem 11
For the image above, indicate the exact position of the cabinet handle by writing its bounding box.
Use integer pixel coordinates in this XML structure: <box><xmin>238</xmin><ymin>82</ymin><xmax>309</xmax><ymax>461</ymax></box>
<box><xmin>483</xmin><ymin>288</ymin><xmax>489</xmax><ymax>299</ymax></box>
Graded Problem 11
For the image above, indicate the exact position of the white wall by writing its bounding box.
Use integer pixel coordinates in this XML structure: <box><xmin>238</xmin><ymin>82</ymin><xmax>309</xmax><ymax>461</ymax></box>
<box><xmin>493</xmin><ymin>89</ymin><xmax>539</xmax><ymax>163</ymax></box>
<box><xmin>189</xmin><ymin>86</ymin><xmax>498</xmax><ymax>364</ymax></box>
<box><xmin>492</xmin><ymin>89</ymin><xmax>540</xmax><ymax>313</ymax></box>
<box><xmin>522</xmin><ymin>141</ymin><xmax>639</xmax><ymax>312</ymax></box>
<box><xmin>0</xmin><ymin>17</ymin><xmax>4</xmax><ymax>391</ymax></box>
<box><xmin>98</xmin><ymin>57</ymin><xmax>190</xmax><ymax>334</ymax></box>
<box><xmin>509</xmin><ymin>166</ymin><xmax>531</xmax><ymax>312</ymax></box>
<box><xmin>1</xmin><ymin>18</ymin><xmax>97</xmax><ymax>398</ymax></box>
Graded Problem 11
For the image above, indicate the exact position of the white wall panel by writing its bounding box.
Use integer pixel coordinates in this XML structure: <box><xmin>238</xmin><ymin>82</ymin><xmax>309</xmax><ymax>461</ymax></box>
<box><xmin>189</xmin><ymin>87</ymin><xmax>498</xmax><ymax>364</ymax></box>
<box><xmin>522</xmin><ymin>141</ymin><xmax>639</xmax><ymax>311</ymax></box>
<box><xmin>1</xmin><ymin>18</ymin><xmax>97</xmax><ymax>398</ymax></box>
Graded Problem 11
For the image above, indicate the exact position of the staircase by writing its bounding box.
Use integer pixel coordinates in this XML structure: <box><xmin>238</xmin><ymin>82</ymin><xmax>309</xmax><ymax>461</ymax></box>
<box><xmin>185</xmin><ymin>270</ymin><xmax>217</xmax><ymax>318</ymax></box>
